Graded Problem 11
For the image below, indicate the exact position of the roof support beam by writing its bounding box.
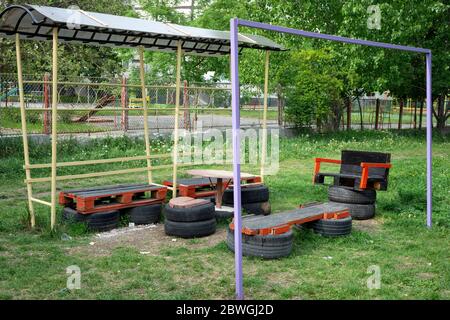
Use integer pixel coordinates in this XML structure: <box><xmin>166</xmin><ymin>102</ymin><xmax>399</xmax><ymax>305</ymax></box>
<box><xmin>15</xmin><ymin>33</ymin><xmax>36</xmax><ymax>228</ymax></box>
<box><xmin>172</xmin><ymin>41</ymin><xmax>183</xmax><ymax>199</ymax></box>
<box><xmin>50</xmin><ymin>27</ymin><xmax>59</xmax><ymax>230</ymax></box>
<box><xmin>139</xmin><ymin>46</ymin><xmax>153</xmax><ymax>184</ymax></box>
<box><xmin>260</xmin><ymin>50</ymin><xmax>270</xmax><ymax>183</ymax></box>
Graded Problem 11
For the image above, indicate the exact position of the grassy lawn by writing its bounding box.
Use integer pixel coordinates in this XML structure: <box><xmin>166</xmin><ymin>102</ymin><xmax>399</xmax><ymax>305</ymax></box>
<box><xmin>0</xmin><ymin>130</ymin><xmax>448</xmax><ymax>299</ymax></box>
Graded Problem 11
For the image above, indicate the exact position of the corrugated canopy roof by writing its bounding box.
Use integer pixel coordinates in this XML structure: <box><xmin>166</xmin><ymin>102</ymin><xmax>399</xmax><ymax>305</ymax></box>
<box><xmin>0</xmin><ymin>4</ymin><xmax>284</xmax><ymax>56</ymax></box>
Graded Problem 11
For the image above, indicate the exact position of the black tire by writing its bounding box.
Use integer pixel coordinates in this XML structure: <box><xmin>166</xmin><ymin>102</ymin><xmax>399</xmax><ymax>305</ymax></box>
<box><xmin>243</xmin><ymin>201</ymin><xmax>271</xmax><ymax>215</ymax></box>
<box><xmin>86</xmin><ymin>210</ymin><xmax>120</xmax><ymax>232</ymax></box>
<box><xmin>311</xmin><ymin>216</ymin><xmax>352</xmax><ymax>237</ymax></box>
<box><xmin>293</xmin><ymin>222</ymin><xmax>313</xmax><ymax>231</ymax></box>
<box><xmin>328</xmin><ymin>186</ymin><xmax>376</xmax><ymax>204</ymax></box>
<box><xmin>164</xmin><ymin>202</ymin><xmax>215</xmax><ymax>222</ymax></box>
<box><xmin>126</xmin><ymin>204</ymin><xmax>162</xmax><ymax>225</ymax></box>
<box><xmin>329</xmin><ymin>201</ymin><xmax>375</xmax><ymax>220</ymax></box>
<box><xmin>214</xmin><ymin>208</ymin><xmax>234</xmax><ymax>220</ymax></box>
<box><xmin>223</xmin><ymin>185</ymin><xmax>269</xmax><ymax>205</ymax></box>
<box><xmin>61</xmin><ymin>207</ymin><xmax>87</xmax><ymax>223</ymax></box>
<box><xmin>164</xmin><ymin>218</ymin><xmax>216</xmax><ymax>238</ymax></box>
<box><xmin>226</xmin><ymin>228</ymin><xmax>293</xmax><ymax>259</ymax></box>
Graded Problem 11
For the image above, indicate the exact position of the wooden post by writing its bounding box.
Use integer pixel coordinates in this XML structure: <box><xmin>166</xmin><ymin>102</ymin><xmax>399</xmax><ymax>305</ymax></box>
<box><xmin>172</xmin><ymin>41</ymin><xmax>183</xmax><ymax>198</ymax></box>
<box><xmin>43</xmin><ymin>73</ymin><xmax>50</xmax><ymax>135</ymax></box>
<box><xmin>139</xmin><ymin>46</ymin><xmax>152</xmax><ymax>184</ymax></box>
<box><xmin>16</xmin><ymin>33</ymin><xmax>36</xmax><ymax>228</ymax></box>
<box><xmin>398</xmin><ymin>99</ymin><xmax>404</xmax><ymax>130</ymax></box>
<box><xmin>50</xmin><ymin>27</ymin><xmax>59</xmax><ymax>230</ymax></box>
<box><xmin>260</xmin><ymin>50</ymin><xmax>270</xmax><ymax>183</ymax></box>
<box><xmin>121</xmin><ymin>75</ymin><xmax>128</xmax><ymax>132</ymax></box>
<box><xmin>374</xmin><ymin>98</ymin><xmax>380</xmax><ymax>130</ymax></box>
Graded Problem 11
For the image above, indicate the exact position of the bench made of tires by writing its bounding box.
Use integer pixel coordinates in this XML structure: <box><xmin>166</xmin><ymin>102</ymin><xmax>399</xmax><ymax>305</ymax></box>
<box><xmin>164</xmin><ymin>197</ymin><xmax>216</xmax><ymax>238</ymax></box>
<box><xmin>227</xmin><ymin>202</ymin><xmax>352</xmax><ymax>259</ymax></box>
<box><xmin>226</xmin><ymin>227</ymin><xmax>293</xmax><ymax>259</ymax></box>
<box><xmin>62</xmin><ymin>207</ymin><xmax>120</xmax><ymax>232</ymax></box>
<box><xmin>328</xmin><ymin>186</ymin><xmax>376</xmax><ymax>220</ymax></box>
<box><xmin>223</xmin><ymin>185</ymin><xmax>271</xmax><ymax>217</ymax></box>
<box><xmin>122</xmin><ymin>203</ymin><xmax>162</xmax><ymax>225</ymax></box>
<box><xmin>62</xmin><ymin>202</ymin><xmax>162</xmax><ymax>232</ymax></box>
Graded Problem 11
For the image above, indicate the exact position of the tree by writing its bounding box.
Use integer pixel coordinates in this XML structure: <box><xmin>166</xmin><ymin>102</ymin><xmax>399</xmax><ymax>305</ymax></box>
<box><xmin>284</xmin><ymin>49</ymin><xmax>344</xmax><ymax>130</ymax></box>
<box><xmin>339</xmin><ymin>0</ymin><xmax>449</xmax><ymax>131</ymax></box>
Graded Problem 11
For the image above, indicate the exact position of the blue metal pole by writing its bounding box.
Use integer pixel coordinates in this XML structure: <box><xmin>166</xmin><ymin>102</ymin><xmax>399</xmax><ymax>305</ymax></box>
<box><xmin>230</xmin><ymin>17</ymin><xmax>244</xmax><ymax>300</ymax></box>
<box><xmin>229</xmin><ymin>18</ymin><xmax>434</xmax><ymax>299</ymax></box>
<box><xmin>426</xmin><ymin>52</ymin><xmax>432</xmax><ymax>228</ymax></box>
<box><xmin>237</xmin><ymin>19</ymin><xmax>430</xmax><ymax>54</ymax></box>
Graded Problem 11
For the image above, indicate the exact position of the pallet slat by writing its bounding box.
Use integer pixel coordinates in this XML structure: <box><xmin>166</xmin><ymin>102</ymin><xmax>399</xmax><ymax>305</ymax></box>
<box><xmin>59</xmin><ymin>183</ymin><xmax>167</xmax><ymax>214</ymax></box>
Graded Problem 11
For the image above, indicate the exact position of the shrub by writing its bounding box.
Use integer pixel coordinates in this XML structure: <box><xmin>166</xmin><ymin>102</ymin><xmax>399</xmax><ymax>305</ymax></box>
<box><xmin>0</xmin><ymin>107</ymin><xmax>40</xmax><ymax>124</ymax></box>
<box><xmin>284</xmin><ymin>50</ymin><xmax>344</xmax><ymax>130</ymax></box>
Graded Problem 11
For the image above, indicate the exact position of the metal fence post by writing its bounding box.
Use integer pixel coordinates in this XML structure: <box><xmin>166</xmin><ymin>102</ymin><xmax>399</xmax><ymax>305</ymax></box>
<box><xmin>43</xmin><ymin>73</ymin><xmax>50</xmax><ymax>134</ymax></box>
<box><xmin>183</xmin><ymin>79</ymin><xmax>190</xmax><ymax>130</ymax></box>
<box><xmin>413</xmin><ymin>99</ymin><xmax>418</xmax><ymax>129</ymax></box>
<box><xmin>121</xmin><ymin>75</ymin><xmax>128</xmax><ymax>132</ymax></box>
<box><xmin>419</xmin><ymin>98</ymin><xmax>424</xmax><ymax>129</ymax></box>
<box><xmin>346</xmin><ymin>97</ymin><xmax>352</xmax><ymax>130</ymax></box>
<box><xmin>277</xmin><ymin>84</ymin><xmax>283</xmax><ymax>126</ymax></box>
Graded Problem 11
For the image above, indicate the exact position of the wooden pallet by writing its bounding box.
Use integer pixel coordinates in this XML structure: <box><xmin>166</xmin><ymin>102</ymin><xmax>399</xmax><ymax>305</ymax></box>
<box><xmin>59</xmin><ymin>183</ymin><xmax>167</xmax><ymax>214</ymax></box>
<box><xmin>163</xmin><ymin>176</ymin><xmax>262</xmax><ymax>198</ymax></box>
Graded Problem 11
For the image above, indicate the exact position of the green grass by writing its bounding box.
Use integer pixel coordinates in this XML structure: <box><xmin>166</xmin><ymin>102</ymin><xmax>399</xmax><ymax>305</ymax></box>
<box><xmin>0</xmin><ymin>130</ymin><xmax>448</xmax><ymax>299</ymax></box>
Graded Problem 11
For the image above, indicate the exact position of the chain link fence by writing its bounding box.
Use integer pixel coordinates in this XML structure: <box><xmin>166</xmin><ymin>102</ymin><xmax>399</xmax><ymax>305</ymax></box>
<box><xmin>0</xmin><ymin>73</ymin><xmax>282</xmax><ymax>137</ymax></box>
<box><xmin>1</xmin><ymin>73</ymin><xmax>447</xmax><ymax>136</ymax></box>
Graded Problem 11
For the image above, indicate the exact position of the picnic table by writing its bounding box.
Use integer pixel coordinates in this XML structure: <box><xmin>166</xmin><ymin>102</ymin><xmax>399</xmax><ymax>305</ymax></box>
<box><xmin>186</xmin><ymin>169</ymin><xmax>258</xmax><ymax>208</ymax></box>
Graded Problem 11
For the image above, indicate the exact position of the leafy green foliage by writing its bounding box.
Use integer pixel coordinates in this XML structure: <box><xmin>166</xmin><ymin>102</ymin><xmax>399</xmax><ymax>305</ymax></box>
<box><xmin>285</xmin><ymin>50</ymin><xmax>343</xmax><ymax>130</ymax></box>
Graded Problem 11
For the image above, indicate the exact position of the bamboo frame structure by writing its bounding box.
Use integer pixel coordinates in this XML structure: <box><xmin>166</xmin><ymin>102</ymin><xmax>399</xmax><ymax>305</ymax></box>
<box><xmin>6</xmin><ymin>6</ymin><xmax>282</xmax><ymax>232</ymax></box>
<box><xmin>171</xmin><ymin>41</ymin><xmax>183</xmax><ymax>199</ymax></box>
<box><xmin>25</xmin><ymin>164</ymin><xmax>189</xmax><ymax>184</ymax></box>
<box><xmin>139</xmin><ymin>46</ymin><xmax>153</xmax><ymax>184</ymax></box>
<box><xmin>260</xmin><ymin>50</ymin><xmax>270</xmax><ymax>182</ymax></box>
<box><xmin>15</xmin><ymin>33</ymin><xmax>36</xmax><ymax>228</ymax></box>
<box><xmin>50</xmin><ymin>27</ymin><xmax>58</xmax><ymax>229</ymax></box>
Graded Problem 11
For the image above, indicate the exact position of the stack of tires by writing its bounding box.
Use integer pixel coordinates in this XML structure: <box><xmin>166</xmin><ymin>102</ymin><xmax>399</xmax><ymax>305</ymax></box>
<box><xmin>226</xmin><ymin>227</ymin><xmax>294</xmax><ymax>259</ymax></box>
<box><xmin>164</xmin><ymin>199</ymin><xmax>216</xmax><ymax>238</ymax></box>
<box><xmin>328</xmin><ymin>186</ymin><xmax>376</xmax><ymax>220</ymax></box>
<box><xmin>222</xmin><ymin>185</ymin><xmax>271</xmax><ymax>216</ymax></box>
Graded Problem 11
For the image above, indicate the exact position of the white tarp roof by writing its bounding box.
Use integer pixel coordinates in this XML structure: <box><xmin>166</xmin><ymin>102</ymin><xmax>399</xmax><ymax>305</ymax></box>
<box><xmin>0</xmin><ymin>4</ymin><xmax>284</xmax><ymax>56</ymax></box>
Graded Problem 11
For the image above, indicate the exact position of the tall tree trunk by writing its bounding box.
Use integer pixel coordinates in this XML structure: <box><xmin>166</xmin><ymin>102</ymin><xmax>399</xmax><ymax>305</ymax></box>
<box><xmin>433</xmin><ymin>94</ymin><xmax>448</xmax><ymax>133</ymax></box>
<box><xmin>345</xmin><ymin>96</ymin><xmax>351</xmax><ymax>130</ymax></box>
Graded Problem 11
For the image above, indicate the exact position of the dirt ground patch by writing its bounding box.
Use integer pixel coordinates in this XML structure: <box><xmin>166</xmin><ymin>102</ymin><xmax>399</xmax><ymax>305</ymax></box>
<box><xmin>352</xmin><ymin>218</ymin><xmax>383</xmax><ymax>233</ymax></box>
<box><xmin>68</xmin><ymin>224</ymin><xmax>227</xmax><ymax>257</ymax></box>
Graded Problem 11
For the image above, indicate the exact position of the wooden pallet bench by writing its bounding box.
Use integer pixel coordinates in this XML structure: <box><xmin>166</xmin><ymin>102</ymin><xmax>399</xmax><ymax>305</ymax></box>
<box><xmin>163</xmin><ymin>176</ymin><xmax>262</xmax><ymax>199</ymax></box>
<box><xmin>230</xmin><ymin>202</ymin><xmax>350</xmax><ymax>236</ymax></box>
<box><xmin>313</xmin><ymin>150</ymin><xmax>392</xmax><ymax>190</ymax></box>
<box><xmin>59</xmin><ymin>183</ymin><xmax>167</xmax><ymax>214</ymax></box>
